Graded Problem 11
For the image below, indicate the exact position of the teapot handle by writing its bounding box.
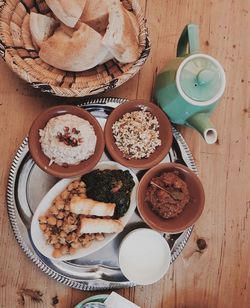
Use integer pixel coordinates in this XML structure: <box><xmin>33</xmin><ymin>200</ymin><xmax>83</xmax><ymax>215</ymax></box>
<box><xmin>177</xmin><ymin>24</ymin><xmax>200</xmax><ymax>57</ymax></box>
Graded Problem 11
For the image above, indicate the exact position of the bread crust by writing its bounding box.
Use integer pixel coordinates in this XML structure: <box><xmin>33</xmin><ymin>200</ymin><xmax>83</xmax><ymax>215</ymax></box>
<box><xmin>80</xmin><ymin>217</ymin><xmax>124</xmax><ymax>234</ymax></box>
<box><xmin>102</xmin><ymin>0</ymin><xmax>140</xmax><ymax>63</ymax></box>
<box><xmin>70</xmin><ymin>195</ymin><xmax>115</xmax><ymax>217</ymax></box>
<box><xmin>45</xmin><ymin>0</ymin><xmax>86</xmax><ymax>27</ymax></box>
<box><xmin>80</xmin><ymin>0</ymin><xmax>109</xmax><ymax>34</ymax></box>
<box><xmin>29</xmin><ymin>12</ymin><xmax>58</xmax><ymax>48</ymax></box>
<box><xmin>39</xmin><ymin>23</ymin><xmax>110</xmax><ymax>71</ymax></box>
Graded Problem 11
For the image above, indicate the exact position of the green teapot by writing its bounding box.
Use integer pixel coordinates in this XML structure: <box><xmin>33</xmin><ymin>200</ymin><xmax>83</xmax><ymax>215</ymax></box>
<box><xmin>154</xmin><ymin>24</ymin><xmax>226</xmax><ymax>144</ymax></box>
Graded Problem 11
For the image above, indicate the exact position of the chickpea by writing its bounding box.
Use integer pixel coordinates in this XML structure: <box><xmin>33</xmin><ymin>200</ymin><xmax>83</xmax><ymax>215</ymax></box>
<box><xmin>60</xmin><ymin>245</ymin><xmax>69</xmax><ymax>255</ymax></box>
<box><xmin>78</xmin><ymin>236</ymin><xmax>83</xmax><ymax>242</ymax></box>
<box><xmin>70</xmin><ymin>189</ymin><xmax>77</xmax><ymax>196</ymax></box>
<box><xmin>67</xmin><ymin>232</ymin><xmax>77</xmax><ymax>243</ymax></box>
<box><xmin>54</xmin><ymin>196</ymin><xmax>62</xmax><ymax>203</ymax></box>
<box><xmin>49</xmin><ymin>235</ymin><xmax>58</xmax><ymax>245</ymax></box>
<box><xmin>67</xmin><ymin>183</ymin><xmax>75</xmax><ymax>191</ymax></box>
<box><xmin>64</xmin><ymin>204</ymin><xmax>70</xmax><ymax>211</ymax></box>
<box><xmin>57</xmin><ymin>211</ymin><xmax>64</xmax><ymax>220</ymax></box>
<box><xmin>61</xmin><ymin>190</ymin><xmax>70</xmax><ymax>200</ymax></box>
<box><xmin>39</xmin><ymin>223</ymin><xmax>47</xmax><ymax>231</ymax></box>
<box><xmin>49</xmin><ymin>206</ymin><xmax>59</xmax><ymax>215</ymax></box>
<box><xmin>66</xmin><ymin>234</ymin><xmax>72</xmax><ymax>243</ymax></box>
<box><xmin>60</xmin><ymin>231</ymin><xmax>67</xmax><ymax>238</ymax></box>
<box><xmin>64</xmin><ymin>212</ymin><xmax>70</xmax><ymax>219</ymax></box>
<box><xmin>62</xmin><ymin>224</ymin><xmax>69</xmax><ymax>234</ymax></box>
<box><xmin>54</xmin><ymin>243</ymin><xmax>61</xmax><ymax>249</ymax></box>
<box><xmin>57</xmin><ymin>220</ymin><xmax>63</xmax><ymax>228</ymax></box>
<box><xmin>55</xmin><ymin>200</ymin><xmax>65</xmax><ymax>210</ymax></box>
<box><xmin>67</xmin><ymin>216</ymin><xmax>75</xmax><ymax>225</ymax></box>
<box><xmin>72</xmin><ymin>181</ymin><xmax>80</xmax><ymax>189</ymax></box>
<box><xmin>95</xmin><ymin>233</ymin><xmax>105</xmax><ymax>241</ymax></box>
<box><xmin>68</xmin><ymin>192</ymin><xmax>73</xmax><ymax>197</ymax></box>
<box><xmin>71</xmin><ymin>232</ymin><xmax>77</xmax><ymax>240</ymax></box>
<box><xmin>85</xmin><ymin>234</ymin><xmax>93</xmax><ymax>241</ymax></box>
<box><xmin>47</xmin><ymin>216</ymin><xmax>57</xmax><ymax>226</ymax></box>
<box><xmin>39</xmin><ymin>216</ymin><xmax>47</xmax><ymax>224</ymax></box>
<box><xmin>67</xmin><ymin>225</ymin><xmax>77</xmax><ymax>233</ymax></box>
<box><xmin>52</xmin><ymin>249</ymin><xmax>62</xmax><ymax>258</ymax></box>
<box><xmin>43</xmin><ymin>228</ymin><xmax>51</xmax><ymax>239</ymax></box>
<box><xmin>59</xmin><ymin>237</ymin><xmax>66</xmax><ymax>245</ymax></box>
<box><xmin>80</xmin><ymin>237</ymin><xmax>89</xmax><ymax>245</ymax></box>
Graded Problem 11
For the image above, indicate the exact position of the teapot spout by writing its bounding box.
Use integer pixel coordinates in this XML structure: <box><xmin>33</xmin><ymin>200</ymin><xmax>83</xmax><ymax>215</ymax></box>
<box><xmin>187</xmin><ymin>113</ymin><xmax>218</xmax><ymax>144</ymax></box>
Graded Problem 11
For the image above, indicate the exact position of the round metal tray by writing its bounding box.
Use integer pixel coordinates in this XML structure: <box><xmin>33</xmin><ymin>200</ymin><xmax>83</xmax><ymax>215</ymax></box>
<box><xmin>7</xmin><ymin>97</ymin><xmax>196</xmax><ymax>290</ymax></box>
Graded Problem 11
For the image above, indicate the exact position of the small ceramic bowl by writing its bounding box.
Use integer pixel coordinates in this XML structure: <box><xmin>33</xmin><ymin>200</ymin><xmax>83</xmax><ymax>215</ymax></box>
<box><xmin>119</xmin><ymin>228</ymin><xmax>171</xmax><ymax>285</ymax></box>
<box><xmin>28</xmin><ymin>105</ymin><xmax>104</xmax><ymax>178</ymax></box>
<box><xmin>104</xmin><ymin>100</ymin><xmax>173</xmax><ymax>169</ymax></box>
<box><xmin>74</xmin><ymin>295</ymin><xmax>108</xmax><ymax>308</ymax></box>
<box><xmin>137</xmin><ymin>163</ymin><xmax>205</xmax><ymax>233</ymax></box>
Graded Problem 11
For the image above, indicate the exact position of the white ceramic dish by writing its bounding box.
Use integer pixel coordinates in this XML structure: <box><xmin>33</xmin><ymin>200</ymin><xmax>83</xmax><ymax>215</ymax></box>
<box><xmin>31</xmin><ymin>161</ymin><xmax>138</xmax><ymax>261</ymax></box>
<box><xmin>119</xmin><ymin>228</ymin><xmax>171</xmax><ymax>285</ymax></box>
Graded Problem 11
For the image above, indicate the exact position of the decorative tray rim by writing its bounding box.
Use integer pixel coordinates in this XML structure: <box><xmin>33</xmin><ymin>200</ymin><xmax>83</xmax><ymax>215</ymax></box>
<box><xmin>6</xmin><ymin>97</ymin><xmax>196</xmax><ymax>290</ymax></box>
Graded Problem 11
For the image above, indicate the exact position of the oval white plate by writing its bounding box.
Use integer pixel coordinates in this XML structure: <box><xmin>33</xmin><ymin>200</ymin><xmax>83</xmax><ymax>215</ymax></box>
<box><xmin>31</xmin><ymin>161</ymin><xmax>138</xmax><ymax>261</ymax></box>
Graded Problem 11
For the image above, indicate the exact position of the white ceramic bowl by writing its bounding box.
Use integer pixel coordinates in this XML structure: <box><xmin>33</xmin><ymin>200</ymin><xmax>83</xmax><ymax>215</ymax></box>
<box><xmin>119</xmin><ymin>228</ymin><xmax>171</xmax><ymax>285</ymax></box>
<box><xmin>31</xmin><ymin>161</ymin><xmax>138</xmax><ymax>261</ymax></box>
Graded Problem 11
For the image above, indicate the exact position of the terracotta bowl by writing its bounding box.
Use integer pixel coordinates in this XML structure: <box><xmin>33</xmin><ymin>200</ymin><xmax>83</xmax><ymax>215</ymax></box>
<box><xmin>104</xmin><ymin>100</ymin><xmax>173</xmax><ymax>169</ymax></box>
<box><xmin>28</xmin><ymin>105</ymin><xmax>104</xmax><ymax>178</ymax></box>
<box><xmin>137</xmin><ymin>163</ymin><xmax>205</xmax><ymax>233</ymax></box>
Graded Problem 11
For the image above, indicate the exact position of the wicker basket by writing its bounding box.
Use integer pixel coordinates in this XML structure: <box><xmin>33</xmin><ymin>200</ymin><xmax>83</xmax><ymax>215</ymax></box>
<box><xmin>0</xmin><ymin>0</ymin><xmax>150</xmax><ymax>97</ymax></box>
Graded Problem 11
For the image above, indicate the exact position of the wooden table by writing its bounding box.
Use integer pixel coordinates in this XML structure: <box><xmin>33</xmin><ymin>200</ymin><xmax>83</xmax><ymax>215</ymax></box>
<box><xmin>1</xmin><ymin>0</ymin><xmax>249</xmax><ymax>307</ymax></box>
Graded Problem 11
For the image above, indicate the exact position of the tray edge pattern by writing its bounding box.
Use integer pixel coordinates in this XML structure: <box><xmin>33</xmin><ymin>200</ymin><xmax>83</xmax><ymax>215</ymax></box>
<box><xmin>6</xmin><ymin>97</ymin><xmax>197</xmax><ymax>290</ymax></box>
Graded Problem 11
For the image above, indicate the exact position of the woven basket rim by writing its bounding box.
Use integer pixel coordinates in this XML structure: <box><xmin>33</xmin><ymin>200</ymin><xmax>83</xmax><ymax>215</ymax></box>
<box><xmin>0</xmin><ymin>0</ymin><xmax>151</xmax><ymax>97</ymax></box>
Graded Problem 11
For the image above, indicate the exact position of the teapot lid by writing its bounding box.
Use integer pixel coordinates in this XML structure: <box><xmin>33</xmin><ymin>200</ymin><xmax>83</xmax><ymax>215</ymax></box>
<box><xmin>176</xmin><ymin>54</ymin><xmax>226</xmax><ymax>106</ymax></box>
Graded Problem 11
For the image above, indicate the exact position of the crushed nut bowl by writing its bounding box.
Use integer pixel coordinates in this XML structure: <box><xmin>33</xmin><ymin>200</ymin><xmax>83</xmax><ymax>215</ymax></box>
<box><xmin>104</xmin><ymin>100</ymin><xmax>173</xmax><ymax>169</ymax></box>
<box><xmin>28</xmin><ymin>105</ymin><xmax>104</xmax><ymax>178</ymax></box>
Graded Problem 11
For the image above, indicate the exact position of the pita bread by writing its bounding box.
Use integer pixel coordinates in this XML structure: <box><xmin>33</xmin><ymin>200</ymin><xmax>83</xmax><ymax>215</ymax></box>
<box><xmin>45</xmin><ymin>0</ymin><xmax>86</xmax><ymax>27</ymax></box>
<box><xmin>39</xmin><ymin>23</ymin><xmax>110</xmax><ymax>71</ymax></box>
<box><xmin>70</xmin><ymin>195</ymin><xmax>115</xmax><ymax>217</ymax></box>
<box><xmin>79</xmin><ymin>217</ymin><xmax>124</xmax><ymax>234</ymax></box>
<box><xmin>29</xmin><ymin>12</ymin><xmax>58</xmax><ymax>48</ymax></box>
<box><xmin>102</xmin><ymin>0</ymin><xmax>140</xmax><ymax>63</ymax></box>
<box><xmin>59</xmin><ymin>23</ymin><xmax>76</xmax><ymax>37</ymax></box>
<box><xmin>98</xmin><ymin>51</ymin><xmax>114</xmax><ymax>64</ymax></box>
<box><xmin>126</xmin><ymin>10</ymin><xmax>140</xmax><ymax>41</ymax></box>
<box><xmin>80</xmin><ymin>0</ymin><xmax>109</xmax><ymax>34</ymax></box>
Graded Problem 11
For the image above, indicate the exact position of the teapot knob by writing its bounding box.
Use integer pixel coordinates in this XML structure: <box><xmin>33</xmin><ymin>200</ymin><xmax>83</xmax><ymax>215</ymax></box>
<box><xmin>197</xmin><ymin>69</ymin><xmax>215</xmax><ymax>85</ymax></box>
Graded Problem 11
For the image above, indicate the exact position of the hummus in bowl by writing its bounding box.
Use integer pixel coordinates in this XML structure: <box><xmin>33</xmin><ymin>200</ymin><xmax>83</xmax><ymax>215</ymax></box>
<box><xmin>39</xmin><ymin>114</ymin><xmax>96</xmax><ymax>166</ymax></box>
<box><xmin>29</xmin><ymin>105</ymin><xmax>104</xmax><ymax>178</ymax></box>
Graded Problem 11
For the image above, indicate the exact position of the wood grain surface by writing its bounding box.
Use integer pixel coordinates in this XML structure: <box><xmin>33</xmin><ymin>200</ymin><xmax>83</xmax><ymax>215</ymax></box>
<box><xmin>0</xmin><ymin>0</ymin><xmax>250</xmax><ymax>307</ymax></box>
